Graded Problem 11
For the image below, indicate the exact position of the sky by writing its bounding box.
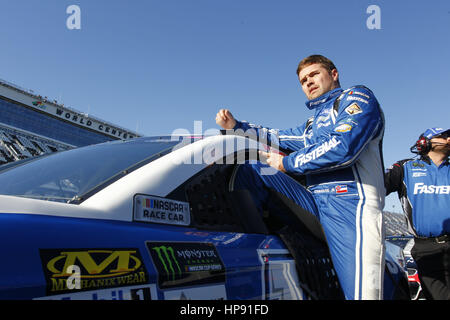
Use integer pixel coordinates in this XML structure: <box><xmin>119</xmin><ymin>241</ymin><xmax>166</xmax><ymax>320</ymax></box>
<box><xmin>1</xmin><ymin>0</ymin><xmax>449</xmax><ymax>213</ymax></box>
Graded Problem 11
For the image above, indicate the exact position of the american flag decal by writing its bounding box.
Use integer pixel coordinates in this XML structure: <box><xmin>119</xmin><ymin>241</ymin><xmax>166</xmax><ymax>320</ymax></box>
<box><xmin>336</xmin><ymin>185</ymin><xmax>348</xmax><ymax>194</ymax></box>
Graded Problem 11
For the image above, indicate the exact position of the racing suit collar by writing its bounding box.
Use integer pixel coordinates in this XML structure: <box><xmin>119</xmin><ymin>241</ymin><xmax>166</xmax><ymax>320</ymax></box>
<box><xmin>420</xmin><ymin>155</ymin><xmax>450</xmax><ymax>167</ymax></box>
<box><xmin>420</xmin><ymin>155</ymin><xmax>432</xmax><ymax>165</ymax></box>
<box><xmin>305</xmin><ymin>87</ymin><xmax>343</xmax><ymax>110</ymax></box>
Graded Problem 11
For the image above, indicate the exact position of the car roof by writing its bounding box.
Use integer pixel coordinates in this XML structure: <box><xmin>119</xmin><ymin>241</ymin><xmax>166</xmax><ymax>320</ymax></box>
<box><xmin>0</xmin><ymin>134</ymin><xmax>273</xmax><ymax>223</ymax></box>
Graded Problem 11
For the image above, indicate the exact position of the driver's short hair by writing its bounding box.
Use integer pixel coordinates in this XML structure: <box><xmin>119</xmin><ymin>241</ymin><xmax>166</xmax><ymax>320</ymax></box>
<box><xmin>296</xmin><ymin>55</ymin><xmax>338</xmax><ymax>76</ymax></box>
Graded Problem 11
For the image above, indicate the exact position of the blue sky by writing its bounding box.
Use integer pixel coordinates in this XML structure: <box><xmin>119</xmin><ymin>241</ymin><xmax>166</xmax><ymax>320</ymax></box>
<box><xmin>1</xmin><ymin>0</ymin><xmax>449</xmax><ymax>212</ymax></box>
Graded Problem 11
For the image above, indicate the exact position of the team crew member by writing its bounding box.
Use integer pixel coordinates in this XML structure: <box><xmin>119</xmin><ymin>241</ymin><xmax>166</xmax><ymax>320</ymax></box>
<box><xmin>385</xmin><ymin>127</ymin><xmax>450</xmax><ymax>300</ymax></box>
<box><xmin>216</xmin><ymin>55</ymin><xmax>386</xmax><ymax>300</ymax></box>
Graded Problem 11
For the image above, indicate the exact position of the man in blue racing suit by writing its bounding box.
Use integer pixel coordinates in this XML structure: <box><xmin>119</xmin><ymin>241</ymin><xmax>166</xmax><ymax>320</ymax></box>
<box><xmin>385</xmin><ymin>127</ymin><xmax>450</xmax><ymax>300</ymax></box>
<box><xmin>216</xmin><ymin>55</ymin><xmax>386</xmax><ymax>300</ymax></box>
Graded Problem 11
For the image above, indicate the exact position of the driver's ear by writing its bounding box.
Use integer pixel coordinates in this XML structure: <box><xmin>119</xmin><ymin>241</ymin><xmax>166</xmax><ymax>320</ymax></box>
<box><xmin>331</xmin><ymin>68</ymin><xmax>339</xmax><ymax>83</ymax></box>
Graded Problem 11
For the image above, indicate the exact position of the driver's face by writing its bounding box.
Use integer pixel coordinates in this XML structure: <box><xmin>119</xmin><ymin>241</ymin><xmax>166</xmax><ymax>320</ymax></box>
<box><xmin>298</xmin><ymin>63</ymin><xmax>340</xmax><ymax>100</ymax></box>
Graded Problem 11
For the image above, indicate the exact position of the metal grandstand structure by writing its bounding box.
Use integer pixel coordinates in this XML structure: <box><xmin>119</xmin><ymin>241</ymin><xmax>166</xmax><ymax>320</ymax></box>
<box><xmin>0</xmin><ymin>124</ymin><xmax>70</xmax><ymax>164</ymax></box>
<box><xmin>0</xmin><ymin>78</ymin><xmax>141</xmax><ymax>165</ymax></box>
<box><xmin>384</xmin><ymin>211</ymin><xmax>411</xmax><ymax>236</ymax></box>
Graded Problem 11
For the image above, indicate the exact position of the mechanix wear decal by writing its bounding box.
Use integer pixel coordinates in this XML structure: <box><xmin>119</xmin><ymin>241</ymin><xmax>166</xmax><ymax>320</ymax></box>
<box><xmin>39</xmin><ymin>248</ymin><xmax>149</xmax><ymax>296</ymax></box>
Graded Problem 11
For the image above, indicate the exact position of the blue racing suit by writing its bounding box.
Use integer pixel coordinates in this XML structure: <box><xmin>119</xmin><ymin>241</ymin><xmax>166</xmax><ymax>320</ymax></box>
<box><xmin>232</xmin><ymin>86</ymin><xmax>386</xmax><ymax>300</ymax></box>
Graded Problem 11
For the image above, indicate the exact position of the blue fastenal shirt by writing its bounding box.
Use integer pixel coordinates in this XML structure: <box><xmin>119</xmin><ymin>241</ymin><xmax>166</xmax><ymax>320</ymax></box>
<box><xmin>234</xmin><ymin>86</ymin><xmax>385</xmax><ymax>195</ymax></box>
<box><xmin>386</xmin><ymin>157</ymin><xmax>450</xmax><ymax>237</ymax></box>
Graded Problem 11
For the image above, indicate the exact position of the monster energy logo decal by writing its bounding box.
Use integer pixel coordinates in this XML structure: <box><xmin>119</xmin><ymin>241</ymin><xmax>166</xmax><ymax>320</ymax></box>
<box><xmin>152</xmin><ymin>246</ymin><xmax>182</xmax><ymax>281</ymax></box>
<box><xmin>146</xmin><ymin>242</ymin><xmax>225</xmax><ymax>289</ymax></box>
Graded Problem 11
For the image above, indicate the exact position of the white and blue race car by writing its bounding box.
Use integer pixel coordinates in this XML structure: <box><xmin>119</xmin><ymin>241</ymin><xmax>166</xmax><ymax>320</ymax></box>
<box><xmin>0</xmin><ymin>133</ymin><xmax>409</xmax><ymax>300</ymax></box>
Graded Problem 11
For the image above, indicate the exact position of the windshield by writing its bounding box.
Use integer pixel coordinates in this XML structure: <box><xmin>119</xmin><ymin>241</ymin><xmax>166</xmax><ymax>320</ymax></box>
<box><xmin>0</xmin><ymin>137</ymin><xmax>181</xmax><ymax>203</ymax></box>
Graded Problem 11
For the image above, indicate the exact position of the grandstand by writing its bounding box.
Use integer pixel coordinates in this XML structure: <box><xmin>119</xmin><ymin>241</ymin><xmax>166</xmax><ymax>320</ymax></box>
<box><xmin>384</xmin><ymin>211</ymin><xmax>411</xmax><ymax>236</ymax></box>
<box><xmin>0</xmin><ymin>78</ymin><xmax>141</xmax><ymax>165</ymax></box>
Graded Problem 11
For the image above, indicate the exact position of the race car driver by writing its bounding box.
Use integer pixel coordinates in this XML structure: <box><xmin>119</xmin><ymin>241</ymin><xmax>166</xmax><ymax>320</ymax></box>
<box><xmin>385</xmin><ymin>128</ymin><xmax>450</xmax><ymax>300</ymax></box>
<box><xmin>216</xmin><ymin>55</ymin><xmax>386</xmax><ymax>300</ymax></box>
